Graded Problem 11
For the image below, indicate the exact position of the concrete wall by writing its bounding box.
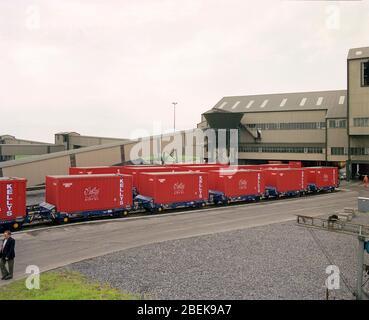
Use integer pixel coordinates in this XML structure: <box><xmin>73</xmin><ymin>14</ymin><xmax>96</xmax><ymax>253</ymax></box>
<box><xmin>348</xmin><ymin>58</ymin><xmax>369</xmax><ymax>135</ymax></box>
<box><xmin>0</xmin><ymin>144</ymin><xmax>65</xmax><ymax>156</ymax></box>
<box><xmin>326</xmin><ymin>120</ymin><xmax>348</xmax><ymax>162</ymax></box>
<box><xmin>0</xmin><ymin>135</ymin><xmax>49</xmax><ymax>145</ymax></box>
<box><xmin>1</xmin><ymin>155</ymin><xmax>71</xmax><ymax>186</ymax></box>
<box><xmin>240</xmin><ymin>110</ymin><xmax>327</xmax><ymax>144</ymax></box>
<box><xmin>75</xmin><ymin>145</ymin><xmax>123</xmax><ymax>167</ymax></box>
<box><xmin>54</xmin><ymin>133</ymin><xmax>128</xmax><ymax>150</ymax></box>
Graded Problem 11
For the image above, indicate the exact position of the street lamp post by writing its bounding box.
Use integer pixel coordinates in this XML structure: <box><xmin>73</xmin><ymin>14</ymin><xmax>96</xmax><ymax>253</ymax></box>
<box><xmin>172</xmin><ymin>102</ymin><xmax>178</xmax><ymax>132</ymax></box>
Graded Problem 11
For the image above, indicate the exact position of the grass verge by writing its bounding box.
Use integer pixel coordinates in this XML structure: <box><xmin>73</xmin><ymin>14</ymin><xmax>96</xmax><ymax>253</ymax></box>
<box><xmin>0</xmin><ymin>270</ymin><xmax>139</xmax><ymax>300</ymax></box>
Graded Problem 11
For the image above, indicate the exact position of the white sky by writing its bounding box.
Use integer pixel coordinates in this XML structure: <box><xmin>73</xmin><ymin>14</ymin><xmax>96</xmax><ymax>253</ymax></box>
<box><xmin>1</xmin><ymin>0</ymin><xmax>369</xmax><ymax>143</ymax></box>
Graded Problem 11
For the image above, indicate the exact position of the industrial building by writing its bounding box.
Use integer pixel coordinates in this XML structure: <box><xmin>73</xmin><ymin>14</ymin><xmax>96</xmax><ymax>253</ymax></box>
<box><xmin>198</xmin><ymin>46</ymin><xmax>369</xmax><ymax>178</ymax></box>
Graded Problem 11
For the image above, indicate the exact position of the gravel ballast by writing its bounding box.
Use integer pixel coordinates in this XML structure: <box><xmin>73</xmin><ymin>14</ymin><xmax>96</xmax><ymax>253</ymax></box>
<box><xmin>68</xmin><ymin>212</ymin><xmax>369</xmax><ymax>300</ymax></box>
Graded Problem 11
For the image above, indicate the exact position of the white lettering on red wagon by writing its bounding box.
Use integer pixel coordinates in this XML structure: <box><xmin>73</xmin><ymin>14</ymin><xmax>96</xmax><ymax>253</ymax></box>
<box><xmin>238</xmin><ymin>179</ymin><xmax>247</xmax><ymax>190</ymax></box>
<box><xmin>6</xmin><ymin>184</ymin><xmax>13</xmax><ymax>217</ymax></box>
<box><xmin>199</xmin><ymin>176</ymin><xmax>203</xmax><ymax>199</ymax></box>
<box><xmin>119</xmin><ymin>178</ymin><xmax>124</xmax><ymax>205</ymax></box>
<box><xmin>173</xmin><ymin>182</ymin><xmax>185</xmax><ymax>195</ymax></box>
<box><xmin>301</xmin><ymin>171</ymin><xmax>305</xmax><ymax>189</ymax></box>
<box><xmin>84</xmin><ymin>187</ymin><xmax>100</xmax><ymax>202</ymax></box>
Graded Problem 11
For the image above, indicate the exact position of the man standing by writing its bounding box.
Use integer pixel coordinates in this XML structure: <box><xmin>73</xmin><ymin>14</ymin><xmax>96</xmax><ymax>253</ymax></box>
<box><xmin>0</xmin><ymin>231</ymin><xmax>15</xmax><ymax>280</ymax></box>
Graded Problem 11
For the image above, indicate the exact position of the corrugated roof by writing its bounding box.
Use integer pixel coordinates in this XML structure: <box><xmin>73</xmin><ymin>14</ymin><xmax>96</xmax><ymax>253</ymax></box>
<box><xmin>207</xmin><ymin>90</ymin><xmax>347</xmax><ymax>118</ymax></box>
<box><xmin>347</xmin><ymin>46</ymin><xmax>369</xmax><ymax>60</ymax></box>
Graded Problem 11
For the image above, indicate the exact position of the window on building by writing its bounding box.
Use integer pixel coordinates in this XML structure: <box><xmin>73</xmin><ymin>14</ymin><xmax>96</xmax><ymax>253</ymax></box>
<box><xmin>239</xmin><ymin>146</ymin><xmax>260</xmax><ymax>153</ymax></box>
<box><xmin>329</xmin><ymin>119</ymin><xmax>347</xmax><ymax>128</ymax></box>
<box><xmin>331</xmin><ymin>147</ymin><xmax>346</xmax><ymax>155</ymax></box>
<box><xmin>353</xmin><ymin>118</ymin><xmax>369</xmax><ymax>127</ymax></box>
<box><xmin>246</xmin><ymin>122</ymin><xmax>326</xmax><ymax>131</ymax></box>
<box><xmin>362</xmin><ymin>61</ymin><xmax>369</xmax><ymax>87</ymax></box>
<box><xmin>306</xmin><ymin>147</ymin><xmax>323</xmax><ymax>154</ymax></box>
<box><xmin>351</xmin><ymin>147</ymin><xmax>369</xmax><ymax>156</ymax></box>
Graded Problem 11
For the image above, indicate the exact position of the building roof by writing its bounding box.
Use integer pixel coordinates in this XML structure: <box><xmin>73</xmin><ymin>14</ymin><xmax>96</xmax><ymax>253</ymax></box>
<box><xmin>205</xmin><ymin>90</ymin><xmax>347</xmax><ymax>119</ymax></box>
<box><xmin>347</xmin><ymin>46</ymin><xmax>369</xmax><ymax>60</ymax></box>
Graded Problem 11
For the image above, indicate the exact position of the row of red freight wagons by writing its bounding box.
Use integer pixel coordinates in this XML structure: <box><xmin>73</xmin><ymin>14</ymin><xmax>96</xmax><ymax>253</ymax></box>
<box><xmin>212</xmin><ymin>167</ymin><xmax>338</xmax><ymax>196</ymax></box>
<box><xmin>0</xmin><ymin>165</ymin><xmax>335</xmax><ymax>224</ymax></box>
<box><xmin>62</xmin><ymin>166</ymin><xmax>337</xmax><ymax>210</ymax></box>
<box><xmin>45</xmin><ymin>172</ymin><xmax>209</xmax><ymax>214</ymax></box>
<box><xmin>68</xmin><ymin>162</ymin><xmax>301</xmax><ymax>191</ymax></box>
<box><xmin>59</xmin><ymin>166</ymin><xmax>338</xmax><ymax>212</ymax></box>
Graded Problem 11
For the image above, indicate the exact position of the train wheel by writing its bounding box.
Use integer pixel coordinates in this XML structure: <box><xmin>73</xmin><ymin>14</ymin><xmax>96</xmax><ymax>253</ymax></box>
<box><xmin>156</xmin><ymin>206</ymin><xmax>163</xmax><ymax>213</ymax></box>
<box><xmin>117</xmin><ymin>210</ymin><xmax>129</xmax><ymax>218</ymax></box>
<box><xmin>201</xmin><ymin>202</ymin><xmax>207</xmax><ymax>208</ymax></box>
<box><xmin>11</xmin><ymin>222</ymin><xmax>22</xmax><ymax>231</ymax></box>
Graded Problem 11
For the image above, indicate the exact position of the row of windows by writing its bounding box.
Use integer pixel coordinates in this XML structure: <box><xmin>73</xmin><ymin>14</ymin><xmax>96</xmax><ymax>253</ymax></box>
<box><xmin>362</xmin><ymin>61</ymin><xmax>369</xmax><ymax>87</ymax></box>
<box><xmin>238</xmin><ymin>146</ymin><xmax>368</xmax><ymax>156</ymax></box>
<box><xmin>351</xmin><ymin>147</ymin><xmax>369</xmax><ymax>156</ymax></box>
<box><xmin>331</xmin><ymin>147</ymin><xmax>369</xmax><ymax>156</ymax></box>
<box><xmin>246</xmin><ymin>122</ymin><xmax>326</xmax><ymax>130</ymax></box>
<box><xmin>238</xmin><ymin>145</ymin><xmax>323</xmax><ymax>154</ymax></box>
<box><xmin>331</xmin><ymin>147</ymin><xmax>346</xmax><ymax>155</ymax></box>
<box><xmin>353</xmin><ymin>118</ymin><xmax>369</xmax><ymax>127</ymax></box>
<box><xmin>329</xmin><ymin>119</ymin><xmax>347</xmax><ymax>128</ymax></box>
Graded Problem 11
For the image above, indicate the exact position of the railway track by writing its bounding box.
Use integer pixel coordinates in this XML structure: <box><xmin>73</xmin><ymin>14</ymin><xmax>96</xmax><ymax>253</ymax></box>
<box><xmin>14</xmin><ymin>188</ymin><xmax>341</xmax><ymax>234</ymax></box>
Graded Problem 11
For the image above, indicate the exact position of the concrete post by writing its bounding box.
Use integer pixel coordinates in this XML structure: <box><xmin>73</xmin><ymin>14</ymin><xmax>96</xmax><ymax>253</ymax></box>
<box><xmin>357</xmin><ymin>236</ymin><xmax>365</xmax><ymax>300</ymax></box>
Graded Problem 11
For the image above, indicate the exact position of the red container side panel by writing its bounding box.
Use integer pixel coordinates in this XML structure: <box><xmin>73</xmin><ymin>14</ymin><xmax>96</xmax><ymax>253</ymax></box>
<box><xmin>208</xmin><ymin>170</ymin><xmax>263</xmax><ymax>197</ymax></box>
<box><xmin>0</xmin><ymin>178</ymin><xmax>27</xmax><ymax>222</ymax></box>
<box><xmin>45</xmin><ymin>174</ymin><xmax>133</xmax><ymax>213</ymax></box>
<box><xmin>120</xmin><ymin>166</ymin><xmax>180</xmax><ymax>191</ymax></box>
<box><xmin>304</xmin><ymin>167</ymin><xmax>339</xmax><ymax>188</ymax></box>
<box><xmin>236</xmin><ymin>164</ymin><xmax>293</xmax><ymax>171</ymax></box>
<box><xmin>69</xmin><ymin>166</ymin><xmax>126</xmax><ymax>175</ymax></box>
<box><xmin>164</xmin><ymin>163</ymin><xmax>223</xmax><ymax>167</ymax></box>
<box><xmin>183</xmin><ymin>165</ymin><xmax>229</xmax><ymax>173</ymax></box>
<box><xmin>138</xmin><ymin>172</ymin><xmax>209</xmax><ymax>204</ymax></box>
<box><xmin>289</xmin><ymin>161</ymin><xmax>302</xmax><ymax>168</ymax></box>
<box><xmin>262</xmin><ymin>169</ymin><xmax>306</xmax><ymax>193</ymax></box>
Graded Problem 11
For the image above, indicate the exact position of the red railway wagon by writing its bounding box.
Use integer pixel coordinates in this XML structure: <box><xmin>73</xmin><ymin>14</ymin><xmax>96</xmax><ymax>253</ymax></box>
<box><xmin>0</xmin><ymin>177</ymin><xmax>27</xmax><ymax>228</ymax></box>
<box><xmin>304</xmin><ymin>167</ymin><xmax>339</xmax><ymax>191</ymax></box>
<box><xmin>208</xmin><ymin>169</ymin><xmax>263</xmax><ymax>204</ymax></box>
<box><xmin>44</xmin><ymin>174</ymin><xmax>133</xmax><ymax>219</ymax></box>
<box><xmin>236</xmin><ymin>164</ymin><xmax>290</xmax><ymax>171</ymax></box>
<box><xmin>183</xmin><ymin>164</ymin><xmax>229</xmax><ymax>173</ymax></box>
<box><xmin>69</xmin><ymin>166</ymin><xmax>126</xmax><ymax>175</ymax></box>
<box><xmin>288</xmin><ymin>161</ymin><xmax>302</xmax><ymax>168</ymax></box>
<box><xmin>165</xmin><ymin>163</ymin><xmax>227</xmax><ymax>167</ymax></box>
<box><xmin>120</xmin><ymin>166</ymin><xmax>180</xmax><ymax>192</ymax></box>
<box><xmin>262</xmin><ymin>168</ymin><xmax>306</xmax><ymax>197</ymax></box>
<box><xmin>137</xmin><ymin>171</ymin><xmax>209</xmax><ymax>211</ymax></box>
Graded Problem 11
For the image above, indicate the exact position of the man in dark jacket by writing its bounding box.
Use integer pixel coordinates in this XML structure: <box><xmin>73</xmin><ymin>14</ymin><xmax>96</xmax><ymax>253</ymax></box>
<box><xmin>0</xmin><ymin>230</ymin><xmax>15</xmax><ymax>280</ymax></box>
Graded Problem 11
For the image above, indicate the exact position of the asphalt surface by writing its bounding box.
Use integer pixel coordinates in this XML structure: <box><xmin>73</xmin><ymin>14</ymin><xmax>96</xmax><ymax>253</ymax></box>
<box><xmin>6</xmin><ymin>184</ymin><xmax>362</xmax><ymax>287</ymax></box>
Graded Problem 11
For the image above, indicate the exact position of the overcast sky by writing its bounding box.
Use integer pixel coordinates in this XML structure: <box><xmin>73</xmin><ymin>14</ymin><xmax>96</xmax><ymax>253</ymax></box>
<box><xmin>1</xmin><ymin>0</ymin><xmax>369</xmax><ymax>143</ymax></box>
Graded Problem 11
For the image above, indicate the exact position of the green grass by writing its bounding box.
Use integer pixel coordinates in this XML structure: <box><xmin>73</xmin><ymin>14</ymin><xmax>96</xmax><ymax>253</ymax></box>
<box><xmin>0</xmin><ymin>270</ymin><xmax>139</xmax><ymax>300</ymax></box>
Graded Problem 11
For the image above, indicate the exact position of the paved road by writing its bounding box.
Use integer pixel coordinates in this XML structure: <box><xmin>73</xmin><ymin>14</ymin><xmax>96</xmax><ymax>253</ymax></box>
<box><xmin>5</xmin><ymin>187</ymin><xmax>360</xmax><ymax>284</ymax></box>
